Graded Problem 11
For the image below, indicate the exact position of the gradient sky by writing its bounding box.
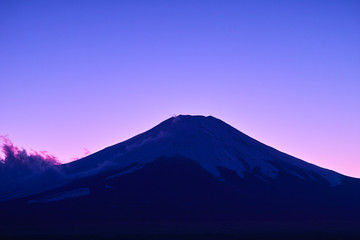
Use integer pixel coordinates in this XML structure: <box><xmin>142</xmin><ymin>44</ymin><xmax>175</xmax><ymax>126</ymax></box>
<box><xmin>1</xmin><ymin>0</ymin><xmax>359</xmax><ymax>177</ymax></box>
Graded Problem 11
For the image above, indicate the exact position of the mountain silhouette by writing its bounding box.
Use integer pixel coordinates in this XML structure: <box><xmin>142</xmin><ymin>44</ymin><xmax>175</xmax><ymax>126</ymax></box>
<box><xmin>1</xmin><ymin>115</ymin><xmax>359</xmax><ymax>239</ymax></box>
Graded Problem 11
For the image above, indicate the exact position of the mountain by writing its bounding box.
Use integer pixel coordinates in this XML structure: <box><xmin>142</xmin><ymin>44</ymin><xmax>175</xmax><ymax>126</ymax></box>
<box><xmin>1</xmin><ymin>115</ymin><xmax>360</xmax><ymax>239</ymax></box>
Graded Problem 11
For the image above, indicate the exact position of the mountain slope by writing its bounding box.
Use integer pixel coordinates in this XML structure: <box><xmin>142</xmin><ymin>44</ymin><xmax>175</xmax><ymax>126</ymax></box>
<box><xmin>63</xmin><ymin>115</ymin><xmax>343</xmax><ymax>186</ymax></box>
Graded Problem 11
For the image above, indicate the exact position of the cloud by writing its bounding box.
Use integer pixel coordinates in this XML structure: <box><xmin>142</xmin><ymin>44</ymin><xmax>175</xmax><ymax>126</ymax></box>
<box><xmin>0</xmin><ymin>137</ymin><xmax>97</xmax><ymax>201</ymax></box>
<box><xmin>70</xmin><ymin>147</ymin><xmax>91</xmax><ymax>161</ymax></box>
<box><xmin>0</xmin><ymin>136</ymin><xmax>68</xmax><ymax>201</ymax></box>
<box><xmin>0</xmin><ymin>136</ymin><xmax>60</xmax><ymax>181</ymax></box>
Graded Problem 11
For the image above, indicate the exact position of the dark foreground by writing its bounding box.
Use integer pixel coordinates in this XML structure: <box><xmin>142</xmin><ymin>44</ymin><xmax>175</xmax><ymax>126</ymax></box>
<box><xmin>1</xmin><ymin>233</ymin><xmax>360</xmax><ymax>240</ymax></box>
<box><xmin>1</xmin><ymin>222</ymin><xmax>360</xmax><ymax>240</ymax></box>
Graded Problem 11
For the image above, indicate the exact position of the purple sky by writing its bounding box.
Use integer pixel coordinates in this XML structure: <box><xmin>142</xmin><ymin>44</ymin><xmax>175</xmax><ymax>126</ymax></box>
<box><xmin>1</xmin><ymin>1</ymin><xmax>359</xmax><ymax>177</ymax></box>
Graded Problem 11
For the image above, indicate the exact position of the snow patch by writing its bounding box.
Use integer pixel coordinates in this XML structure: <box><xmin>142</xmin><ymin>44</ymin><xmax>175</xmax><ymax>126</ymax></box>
<box><xmin>105</xmin><ymin>166</ymin><xmax>140</xmax><ymax>181</ymax></box>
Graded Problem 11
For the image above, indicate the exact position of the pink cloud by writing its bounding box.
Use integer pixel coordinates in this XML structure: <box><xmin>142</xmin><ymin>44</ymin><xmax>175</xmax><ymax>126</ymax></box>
<box><xmin>70</xmin><ymin>147</ymin><xmax>91</xmax><ymax>161</ymax></box>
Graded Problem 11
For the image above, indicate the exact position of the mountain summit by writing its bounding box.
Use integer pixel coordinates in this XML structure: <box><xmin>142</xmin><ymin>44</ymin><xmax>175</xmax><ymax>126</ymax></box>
<box><xmin>64</xmin><ymin>114</ymin><xmax>342</xmax><ymax>186</ymax></box>
<box><xmin>1</xmin><ymin>115</ymin><xmax>359</xmax><ymax>238</ymax></box>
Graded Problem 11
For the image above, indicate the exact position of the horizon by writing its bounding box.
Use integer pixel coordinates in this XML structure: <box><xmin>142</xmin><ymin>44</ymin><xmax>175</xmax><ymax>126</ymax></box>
<box><xmin>1</xmin><ymin>1</ymin><xmax>359</xmax><ymax>178</ymax></box>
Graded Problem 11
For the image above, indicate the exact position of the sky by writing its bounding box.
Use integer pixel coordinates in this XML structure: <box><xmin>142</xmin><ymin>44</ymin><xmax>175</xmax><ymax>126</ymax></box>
<box><xmin>0</xmin><ymin>0</ymin><xmax>359</xmax><ymax>177</ymax></box>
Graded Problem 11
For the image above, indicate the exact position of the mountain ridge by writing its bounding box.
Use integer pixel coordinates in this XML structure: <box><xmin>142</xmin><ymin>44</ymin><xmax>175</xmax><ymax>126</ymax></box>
<box><xmin>62</xmin><ymin>114</ymin><xmax>343</xmax><ymax>186</ymax></box>
<box><xmin>0</xmin><ymin>115</ymin><xmax>351</xmax><ymax>202</ymax></box>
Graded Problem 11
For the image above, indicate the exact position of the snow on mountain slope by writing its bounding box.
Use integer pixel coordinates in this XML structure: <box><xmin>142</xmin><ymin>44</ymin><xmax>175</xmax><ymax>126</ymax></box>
<box><xmin>63</xmin><ymin>115</ymin><xmax>343</xmax><ymax>186</ymax></box>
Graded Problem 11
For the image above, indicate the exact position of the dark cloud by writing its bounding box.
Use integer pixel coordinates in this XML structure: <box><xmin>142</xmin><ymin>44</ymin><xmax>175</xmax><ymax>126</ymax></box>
<box><xmin>0</xmin><ymin>136</ymin><xmax>60</xmax><ymax>181</ymax></box>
